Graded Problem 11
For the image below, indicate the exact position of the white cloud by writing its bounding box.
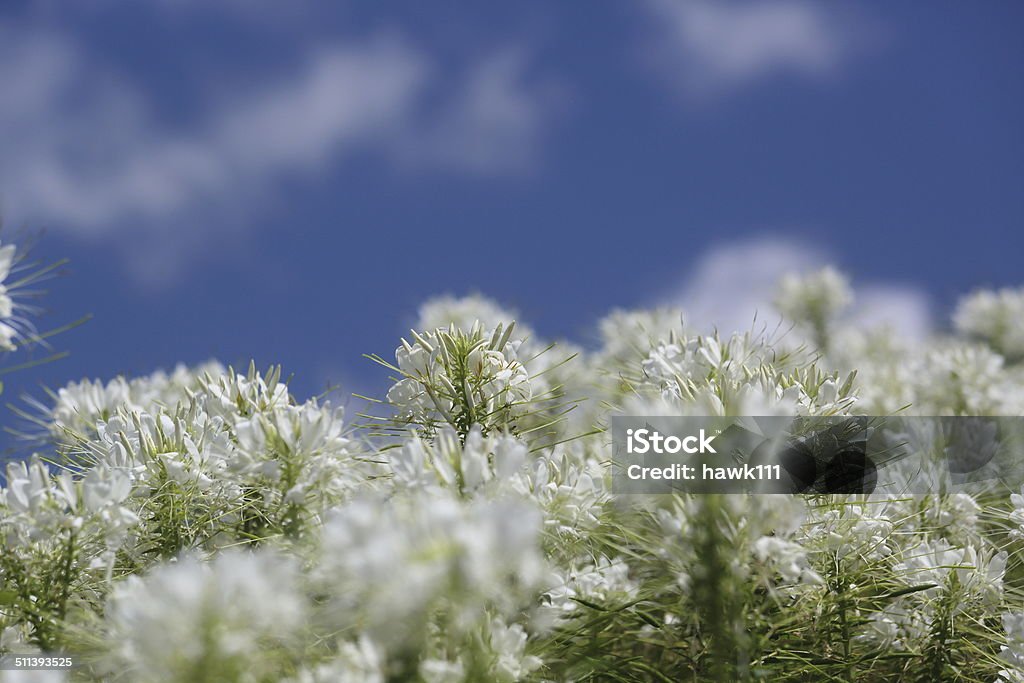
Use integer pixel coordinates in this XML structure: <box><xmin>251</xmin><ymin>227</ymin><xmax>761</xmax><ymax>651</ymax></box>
<box><xmin>392</xmin><ymin>49</ymin><xmax>561</xmax><ymax>174</ymax></box>
<box><xmin>2</xmin><ymin>31</ymin><xmax>425</xmax><ymax>236</ymax></box>
<box><xmin>215</xmin><ymin>40</ymin><xmax>428</xmax><ymax>179</ymax></box>
<box><xmin>670</xmin><ymin>236</ymin><xmax>824</xmax><ymax>333</ymax></box>
<box><xmin>666</xmin><ymin>236</ymin><xmax>933</xmax><ymax>340</ymax></box>
<box><xmin>0</xmin><ymin>24</ymin><xmax>559</xmax><ymax>280</ymax></box>
<box><xmin>642</xmin><ymin>0</ymin><xmax>870</xmax><ymax>98</ymax></box>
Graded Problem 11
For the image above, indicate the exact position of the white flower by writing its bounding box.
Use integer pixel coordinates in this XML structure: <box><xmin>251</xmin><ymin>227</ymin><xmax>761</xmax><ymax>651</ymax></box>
<box><xmin>774</xmin><ymin>266</ymin><xmax>853</xmax><ymax>336</ymax></box>
<box><xmin>390</xmin><ymin>426</ymin><xmax>528</xmax><ymax>496</ymax></box>
<box><xmin>908</xmin><ymin>343</ymin><xmax>1020</xmax><ymax>415</ymax></box>
<box><xmin>1010</xmin><ymin>487</ymin><xmax>1024</xmax><ymax>541</ymax></box>
<box><xmin>104</xmin><ymin>550</ymin><xmax>306</xmax><ymax>682</ymax></box>
<box><xmin>4</xmin><ymin>459</ymin><xmax>54</xmax><ymax>516</ymax></box>
<box><xmin>313</xmin><ymin>495</ymin><xmax>545</xmax><ymax>649</ymax></box>
<box><xmin>541</xmin><ymin>557</ymin><xmax>636</xmax><ymax>624</ymax></box>
<box><xmin>47</xmin><ymin>362</ymin><xmax>224</xmax><ymax>442</ymax></box>
<box><xmin>419</xmin><ymin>657</ymin><xmax>465</xmax><ymax>683</ymax></box>
<box><xmin>857</xmin><ymin>603</ymin><xmax>928</xmax><ymax>651</ymax></box>
<box><xmin>635</xmin><ymin>329</ymin><xmax>851</xmax><ymax>416</ymax></box>
<box><xmin>752</xmin><ymin>536</ymin><xmax>822</xmax><ymax>585</ymax></box>
<box><xmin>894</xmin><ymin>539</ymin><xmax>1006</xmax><ymax>605</ymax></box>
<box><xmin>999</xmin><ymin>611</ymin><xmax>1024</xmax><ymax>679</ymax></box>
<box><xmin>596</xmin><ymin>307</ymin><xmax>684</xmax><ymax>368</ymax></box>
<box><xmin>289</xmin><ymin>638</ymin><xmax>385</xmax><ymax>683</ymax></box>
<box><xmin>515</xmin><ymin>442</ymin><xmax>607</xmax><ymax>537</ymax></box>
<box><xmin>383</xmin><ymin>323</ymin><xmax>532</xmax><ymax>434</ymax></box>
<box><xmin>954</xmin><ymin>288</ymin><xmax>1024</xmax><ymax>361</ymax></box>
<box><xmin>1</xmin><ymin>458</ymin><xmax>80</xmax><ymax>544</ymax></box>
<box><xmin>483</xmin><ymin>618</ymin><xmax>542</xmax><ymax>682</ymax></box>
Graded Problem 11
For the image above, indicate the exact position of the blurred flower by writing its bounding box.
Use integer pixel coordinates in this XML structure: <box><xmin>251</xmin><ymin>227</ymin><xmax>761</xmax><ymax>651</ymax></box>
<box><xmin>104</xmin><ymin>550</ymin><xmax>306</xmax><ymax>682</ymax></box>
<box><xmin>955</xmin><ymin>288</ymin><xmax>1024</xmax><ymax>361</ymax></box>
<box><xmin>999</xmin><ymin>611</ymin><xmax>1024</xmax><ymax>681</ymax></box>
<box><xmin>774</xmin><ymin>266</ymin><xmax>853</xmax><ymax>348</ymax></box>
<box><xmin>312</xmin><ymin>494</ymin><xmax>545</xmax><ymax>650</ymax></box>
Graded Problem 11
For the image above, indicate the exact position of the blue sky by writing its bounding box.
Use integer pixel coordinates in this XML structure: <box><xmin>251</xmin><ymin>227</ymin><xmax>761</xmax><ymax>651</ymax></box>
<box><xmin>0</xmin><ymin>1</ymin><xmax>1022</xmax><ymax>453</ymax></box>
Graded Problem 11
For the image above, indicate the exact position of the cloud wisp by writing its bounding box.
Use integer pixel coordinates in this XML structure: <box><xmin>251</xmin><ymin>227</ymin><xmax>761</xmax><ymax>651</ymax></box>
<box><xmin>0</xmin><ymin>24</ymin><xmax>560</xmax><ymax>280</ymax></box>
<box><xmin>641</xmin><ymin>0</ymin><xmax>874</xmax><ymax>100</ymax></box>
<box><xmin>666</xmin><ymin>236</ymin><xmax>933</xmax><ymax>341</ymax></box>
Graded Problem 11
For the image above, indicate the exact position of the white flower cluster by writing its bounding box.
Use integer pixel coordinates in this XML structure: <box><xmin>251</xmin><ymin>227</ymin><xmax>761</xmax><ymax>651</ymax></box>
<box><xmin>774</xmin><ymin>266</ymin><xmax>853</xmax><ymax>344</ymax></box>
<box><xmin>955</xmin><ymin>287</ymin><xmax>1024</xmax><ymax>361</ymax></box>
<box><xmin>105</xmin><ymin>550</ymin><xmax>306</xmax><ymax>682</ymax></box>
<box><xmin>46</xmin><ymin>361</ymin><xmax>225</xmax><ymax>441</ymax></box>
<box><xmin>1000</xmin><ymin>611</ymin><xmax>1024</xmax><ymax>682</ymax></box>
<box><xmin>2</xmin><ymin>457</ymin><xmax>137</xmax><ymax>553</ymax></box>
<box><xmin>312</xmin><ymin>495</ymin><xmax>544</xmax><ymax>649</ymax></box>
<box><xmin>1</xmin><ymin>273</ymin><xmax>1023</xmax><ymax>682</ymax></box>
<box><xmin>383</xmin><ymin>321</ymin><xmax>532</xmax><ymax>436</ymax></box>
<box><xmin>637</xmin><ymin>330</ymin><xmax>856</xmax><ymax>416</ymax></box>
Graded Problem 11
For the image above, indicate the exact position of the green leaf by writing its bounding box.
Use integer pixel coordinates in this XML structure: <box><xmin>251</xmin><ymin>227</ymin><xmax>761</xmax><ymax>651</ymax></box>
<box><xmin>879</xmin><ymin>583</ymin><xmax>938</xmax><ymax>600</ymax></box>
